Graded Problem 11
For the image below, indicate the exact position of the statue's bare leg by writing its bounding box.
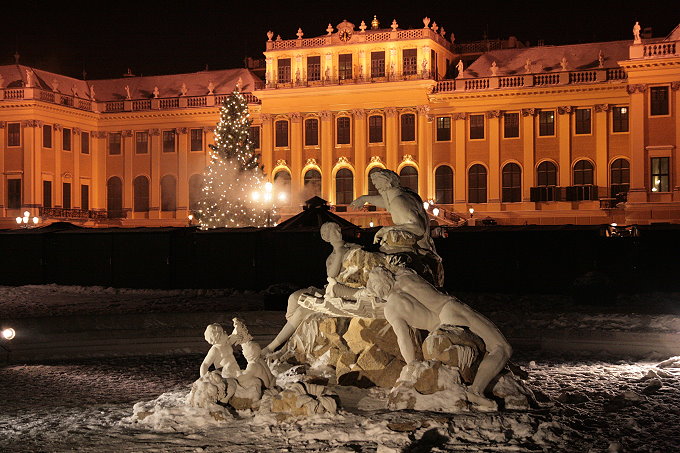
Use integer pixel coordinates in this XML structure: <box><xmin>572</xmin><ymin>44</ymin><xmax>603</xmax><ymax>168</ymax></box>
<box><xmin>264</xmin><ymin>289</ymin><xmax>308</xmax><ymax>353</ymax></box>
<box><xmin>384</xmin><ymin>298</ymin><xmax>418</xmax><ymax>363</ymax></box>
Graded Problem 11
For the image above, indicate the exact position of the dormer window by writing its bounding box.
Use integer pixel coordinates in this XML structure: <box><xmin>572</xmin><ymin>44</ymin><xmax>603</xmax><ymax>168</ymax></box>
<box><xmin>403</xmin><ymin>49</ymin><xmax>417</xmax><ymax>76</ymax></box>
<box><xmin>307</xmin><ymin>56</ymin><xmax>321</xmax><ymax>81</ymax></box>
<box><xmin>339</xmin><ymin>54</ymin><xmax>353</xmax><ymax>80</ymax></box>
<box><xmin>278</xmin><ymin>58</ymin><xmax>291</xmax><ymax>84</ymax></box>
<box><xmin>371</xmin><ymin>51</ymin><xmax>385</xmax><ymax>78</ymax></box>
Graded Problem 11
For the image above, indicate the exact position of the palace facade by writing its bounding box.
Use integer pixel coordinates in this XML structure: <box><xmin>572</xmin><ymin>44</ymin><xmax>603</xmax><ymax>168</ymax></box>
<box><xmin>0</xmin><ymin>18</ymin><xmax>679</xmax><ymax>228</ymax></box>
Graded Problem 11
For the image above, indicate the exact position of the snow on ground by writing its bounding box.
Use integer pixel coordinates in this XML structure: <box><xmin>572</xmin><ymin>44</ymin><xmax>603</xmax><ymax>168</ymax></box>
<box><xmin>1</xmin><ymin>352</ymin><xmax>679</xmax><ymax>452</ymax></box>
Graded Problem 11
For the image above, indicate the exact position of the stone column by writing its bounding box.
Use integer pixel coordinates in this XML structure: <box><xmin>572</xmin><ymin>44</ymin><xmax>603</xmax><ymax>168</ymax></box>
<box><xmin>290</xmin><ymin>113</ymin><xmax>303</xmax><ymax>194</ymax></box>
<box><xmin>672</xmin><ymin>82</ymin><xmax>680</xmax><ymax>201</ymax></box>
<box><xmin>319</xmin><ymin>111</ymin><xmax>333</xmax><ymax>201</ymax></box>
<box><xmin>260</xmin><ymin>114</ymin><xmax>273</xmax><ymax>177</ymax></box>
<box><xmin>416</xmin><ymin>105</ymin><xmax>432</xmax><ymax>198</ymax></box>
<box><xmin>385</xmin><ymin>107</ymin><xmax>399</xmax><ymax>170</ymax></box>
<box><xmin>148</xmin><ymin>129</ymin><xmax>161</xmax><ymax>219</ymax></box>
<box><xmin>487</xmin><ymin>111</ymin><xmax>501</xmax><ymax>204</ymax></box>
<box><xmin>557</xmin><ymin>107</ymin><xmax>572</xmax><ymax>187</ymax></box>
<box><xmin>22</xmin><ymin>120</ymin><xmax>39</xmax><ymax>208</ymax></box>
<box><xmin>0</xmin><ymin>122</ymin><xmax>5</xmax><ymax>215</ymax></box>
<box><xmin>72</xmin><ymin>128</ymin><xmax>81</xmax><ymax>208</ymax></box>
<box><xmin>453</xmin><ymin>113</ymin><xmax>467</xmax><ymax>204</ymax></box>
<box><xmin>177</xmin><ymin>128</ymin><xmax>189</xmax><ymax>214</ymax></box>
<box><xmin>627</xmin><ymin>84</ymin><xmax>647</xmax><ymax>202</ymax></box>
<box><xmin>92</xmin><ymin>131</ymin><xmax>106</xmax><ymax>211</ymax></box>
<box><xmin>54</xmin><ymin>124</ymin><xmax>63</xmax><ymax>207</ymax></box>
<box><xmin>122</xmin><ymin>130</ymin><xmax>135</xmax><ymax>216</ymax></box>
<box><xmin>352</xmin><ymin>109</ymin><xmax>367</xmax><ymax>195</ymax></box>
<box><xmin>521</xmin><ymin>109</ymin><xmax>536</xmax><ymax>201</ymax></box>
<box><xmin>594</xmin><ymin>104</ymin><xmax>609</xmax><ymax>193</ymax></box>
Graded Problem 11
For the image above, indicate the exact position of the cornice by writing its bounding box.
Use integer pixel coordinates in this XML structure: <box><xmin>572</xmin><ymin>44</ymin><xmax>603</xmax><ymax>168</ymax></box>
<box><xmin>429</xmin><ymin>83</ymin><xmax>627</xmax><ymax>102</ymax></box>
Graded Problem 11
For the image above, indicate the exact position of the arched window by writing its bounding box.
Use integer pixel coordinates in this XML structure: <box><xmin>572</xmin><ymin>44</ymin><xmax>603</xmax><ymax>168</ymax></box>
<box><xmin>502</xmin><ymin>163</ymin><xmax>522</xmax><ymax>202</ymax></box>
<box><xmin>573</xmin><ymin>160</ymin><xmax>594</xmax><ymax>185</ymax></box>
<box><xmin>160</xmin><ymin>174</ymin><xmax>176</xmax><ymax>211</ymax></box>
<box><xmin>303</xmin><ymin>169</ymin><xmax>321</xmax><ymax>198</ymax></box>
<box><xmin>106</xmin><ymin>177</ymin><xmax>123</xmax><ymax>218</ymax></box>
<box><xmin>189</xmin><ymin>174</ymin><xmax>203</xmax><ymax>212</ymax></box>
<box><xmin>274</xmin><ymin>170</ymin><xmax>292</xmax><ymax>206</ymax></box>
<box><xmin>367</xmin><ymin>167</ymin><xmax>382</xmax><ymax>196</ymax></box>
<box><xmin>537</xmin><ymin>161</ymin><xmax>557</xmax><ymax>186</ymax></box>
<box><xmin>335</xmin><ymin>168</ymin><xmax>354</xmax><ymax>205</ymax></box>
<box><xmin>133</xmin><ymin>175</ymin><xmax>149</xmax><ymax>212</ymax></box>
<box><xmin>468</xmin><ymin>164</ymin><xmax>487</xmax><ymax>203</ymax></box>
<box><xmin>610</xmin><ymin>159</ymin><xmax>630</xmax><ymax>198</ymax></box>
<box><xmin>399</xmin><ymin>166</ymin><xmax>418</xmax><ymax>193</ymax></box>
<box><xmin>435</xmin><ymin>165</ymin><xmax>454</xmax><ymax>204</ymax></box>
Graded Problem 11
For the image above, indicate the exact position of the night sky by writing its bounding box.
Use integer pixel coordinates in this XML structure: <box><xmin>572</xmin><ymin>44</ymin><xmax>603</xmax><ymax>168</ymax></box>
<box><xmin>1</xmin><ymin>0</ymin><xmax>677</xmax><ymax>80</ymax></box>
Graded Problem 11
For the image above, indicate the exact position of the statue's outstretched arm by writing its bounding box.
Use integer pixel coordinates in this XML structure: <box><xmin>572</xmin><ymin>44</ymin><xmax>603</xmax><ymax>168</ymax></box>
<box><xmin>349</xmin><ymin>194</ymin><xmax>385</xmax><ymax>209</ymax></box>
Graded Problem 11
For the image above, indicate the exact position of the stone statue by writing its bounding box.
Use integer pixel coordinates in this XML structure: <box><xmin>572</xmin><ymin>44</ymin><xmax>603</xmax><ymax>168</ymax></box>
<box><xmin>153</xmin><ymin>86</ymin><xmax>159</xmax><ymax>98</ymax></box>
<box><xmin>490</xmin><ymin>61</ymin><xmax>498</xmax><ymax>77</ymax></box>
<box><xmin>25</xmin><ymin>69</ymin><xmax>33</xmax><ymax>87</ymax></box>
<box><xmin>524</xmin><ymin>59</ymin><xmax>532</xmax><ymax>74</ymax></box>
<box><xmin>124</xmin><ymin>85</ymin><xmax>131</xmax><ymax>100</ymax></box>
<box><xmin>52</xmin><ymin>79</ymin><xmax>59</xmax><ymax>92</ymax></box>
<box><xmin>349</xmin><ymin>168</ymin><xmax>443</xmax><ymax>286</ymax></box>
<box><xmin>0</xmin><ymin>74</ymin><xmax>4</xmax><ymax>89</ymax></box>
<box><xmin>324</xmin><ymin>66</ymin><xmax>330</xmax><ymax>81</ymax></box>
<box><xmin>456</xmin><ymin>60</ymin><xmax>464</xmax><ymax>77</ymax></box>
<box><xmin>633</xmin><ymin>21</ymin><xmax>641</xmax><ymax>44</ymax></box>
<box><xmin>89</xmin><ymin>85</ymin><xmax>96</xmax><ymax>101</ymax></box>
<box><xmin>450</xmin><ymin>32</ymin><xmax>456</xmax><ymax>44</ymax></box>
<box><xmin>180</xmin><ymin>82</ymin><xmax>187</xmax><ymax>96</ymax></box>
<box><xmin>598</xmin><ymin>51</ymin><xmax>604</xmax><ymax>68</ymax></box>
<box><xmin>560</xmin><ymin>57</ymin><xmax>568</xmax><ymax>71</ymax></box>
<box><xmin>208</xmin><ymin>81</ymin><xmax>215</xmax><ymax>95</ymax></box>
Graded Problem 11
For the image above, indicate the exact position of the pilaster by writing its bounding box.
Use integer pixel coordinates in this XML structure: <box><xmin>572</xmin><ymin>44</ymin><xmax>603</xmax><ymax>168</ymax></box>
<box><xmin>352</xmin><ymin>109</ymin><xmax>367</xmax><ymax>195</ymax></box>
<box><xmin>73</xmin><ymin>128</ymin><xmax>81</xmax><ymax>208</ymax></box>
<box><xmin>92</xmin><ymin>131</ymin><xmax>106</xmax><ymax>211</ymax></box>
<box><xmin>453</xmin><ymin>113</ymin><xmax>467</xmax><ymax>203</ymax></box>
<box><xmin>123</xmin><ymin>130</ymin><xmax>134</xmax><ymax>215</ymax></box>
<box><xmin>385</xmin><ymin>107</ymin><xmax>398</xmax><ymax>170</ymax></box>
<box><xmin>558</xmin><ymin>107</ymin><xmax>572</xmax><ymax>187</ymax></box>
<box><xmin>0</xmin><ymin>122</ymin><xmax>5</xmax><ymax>213</ymax></box>
<box><xmin>260</xmin><ymin>114</ymin><xmax>273</xmax><ymax>177</ymax></box>
<box><xmin>177</xmin><ymin>128</ymin><xmax>189</xmax><ymax>212</ymax></box>
<box><xmin>673</xmin><ymin>82</ymin><xmax>680</xmax><ymax>200</ymax></box>
<box><xmin>21</xmin><ymin>120</ymin><xmax>39</xmax><ymax>208</ymax></box>
<box><xmin>521</xmin><ymin>109</ymin><xmax>536</xmax><ymax>201</ymax></box>
<box><xmin>290</xmin><ymin>113</ymin><xmax>303</xmax><ymax>194</ymax></box>
<box><xmin>148</xmin><ymin>129</ymin><xmax>160</xmax><ymax>219</ymax></box>
<box><xmin>320</xmin><ymin>111</ymin><xmax>333</xmax><ymax>201</ymax></box>
<box><xmin>416</xmin><ymin>106</ymin><xmax>432</xmax><ymax>198</ymax></box>
<box><xmin>487</xmin><ymin>111</ymin><xmax>501</xmax><ymax>203</ymax></box>
<box><xmin>54</xmin><ymin>124</ymin><xmax>63</xmax><ymax>207</ymax></box>
<box><xmin>594</xmin><ymin>104</ymin><xmax>609</xmax><ymax>190</ymax></box>
<box><xmin>628</xmin><ymin>85</ymin><xmax>647</xmax><ymax>202</ymax></box>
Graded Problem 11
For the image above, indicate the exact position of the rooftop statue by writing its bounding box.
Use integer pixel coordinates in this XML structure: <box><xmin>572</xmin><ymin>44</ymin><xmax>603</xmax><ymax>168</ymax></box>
<box><xmin>633</xmin><ymin>21</ymin><xmax>641</xmax><ymax>44</ymax></box>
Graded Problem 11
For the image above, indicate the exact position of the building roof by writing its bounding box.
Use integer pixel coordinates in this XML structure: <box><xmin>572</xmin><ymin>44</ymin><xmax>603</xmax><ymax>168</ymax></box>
<box><xmin>465</xmin><ymin>40</ymin><xmax>632</xmax><ymax>78</ymax></box>
<box><xmin>0</xmin><ymin>65</ymin><xmax>261</xmax><ymax>101</ymax></box>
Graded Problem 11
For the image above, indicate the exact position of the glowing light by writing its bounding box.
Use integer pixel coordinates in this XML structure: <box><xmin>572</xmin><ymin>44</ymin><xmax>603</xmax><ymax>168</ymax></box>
<box><xmin>2</xmin><ymin>328</ymin><xmax>15</xmax><ymax>340</ymax></box>
<box><xmin>432</xmin><ymin>208</ymin><xmax>440</xmax><ymax>216</ymax></box>
<box><xmin>468</xmin><ymin>207</ymin><xmax>475</xmax><ymax>215</ymax></box>
<box><xmin>621</xmin><ymin>107</ymin><xmax>627</xmax><ymax>114</ymax></box>
<box><xmin>369</xmin><ymin>221</ymin><xmax>374</xmax><ymax>227</ymax></box>
<box><xmin>22</xmin><ymin>216</ymin><xmax>29</xmax><ymax>224</ymax></box>
<box><xmin>252</xmin><ymin>191</ymin><xmax>260</xmax><ymax>201</ymax></box>
<box><xmin>265</xmin><ymin>182</ymin><xmax>273</xmax><ymax>192</ymax></box>
<box><xmin>23</xmin><ymin>211</ymin><xmax>29</xmax><ymax>218</ymax></box>
<box><xmin>277</xmin><ymin>192</ymin><xmax>287</xmax><ymax>202</ymax></box>
<box><xmin>32</xmin><ymin>217</ymin><xmax>39</xmax><ymax>224</ymax></box>
<box><xmin>423</xmin><ymin>201</ymin><xmax>430</xmax><ymax>210</ymax></box>
<box><xmin>15</xmin><ymin>217</ymin><xmax>22</xmax><ymax>224</ymax></box>
<box><xmin>188</xmin><ymin>214</ymin><xmax>194</xmax><ymax>221</ymax></box>
<box><xmin>611</xmin><ymin>223</ymin><xmax>617</xmax><ymax>227</ymax></box>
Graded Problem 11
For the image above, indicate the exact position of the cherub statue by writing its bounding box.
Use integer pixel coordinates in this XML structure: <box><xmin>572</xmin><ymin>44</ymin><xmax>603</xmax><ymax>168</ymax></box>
<box><xmin>199</xmin><ymin>323</ymin><xmax>240</xmax><ymax>378</ymax></box>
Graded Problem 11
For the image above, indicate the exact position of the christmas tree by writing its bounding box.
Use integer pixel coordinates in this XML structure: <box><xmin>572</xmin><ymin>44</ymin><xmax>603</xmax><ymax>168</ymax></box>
<box><xmin>197</xmin><ymin>88</ymin><xmax>272</xmax><ymax>229</ymax></box>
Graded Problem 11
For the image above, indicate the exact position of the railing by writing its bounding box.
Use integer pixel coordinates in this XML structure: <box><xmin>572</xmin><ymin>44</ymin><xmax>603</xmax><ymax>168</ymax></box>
<box><xmin>431</xmin><ymin>80</ymin><xmax>455</xmax><ymax>93</ymax></box>
<box><xmin>453</xmin><ymin>39</ymin><xmax>504</xmax><ymax>54</ymax></box>
<box><xmin>133</xmin><ymin>99</ymin><xmax>151</xmax><ymax>110</ymax></box>
<box><xmin>40</xmin><ymin>91</ymin><xmax>55</xmax><ymax>102</ymax></box>
<box><xmin>607</xmin><ymin>68</ymin><xmax>627</xmax><ymax>80</ymax></box>
<box><xmin>643</xmin><ymin>41</ymin><xmax>678</xmax><ymax>58</ymax></box>
<box><xmin>105</xmin><ymin>101</ymin><xmax>124</xmax><ymax>112</ymax></box>
<box><xmin>159</xmin><ymin>98</ymin><xmax>179</xmax><ymax>109</ymax></box>
<box><xmin>569</xmin><ymin>70</ymin><xmax>596</xmax><ymax>84</ymax></box>
<box><xmin>39</xmin><ymin>207</ymin><xmax>109</xmax><ymax>220</ymax></box>
<box><xmin>4</xmin><ymin>89</ymin><xmax>24</xmax><ymax>99</ymax></box>
<box><xmin>498</xmin><ymin>76</ymin><xmax>524</xmax><ymax>88</ymax></box>
<box><xmin>464</xmin><ymin>78</ymin><xmax>490</xmax><ymax>90</ymax></box>
<box><xmin>187</xmin><ymin>96</ymin><xmax>207</xmax><ymax>107</ymax></box>
<box><xmin>263</xmin><ymin>72</ymin><xmax>436</xmax><ymax>89</ymax></box>
<box><xmin>534</xmin><ymin>73</ymin><xmax>560</xmax><ymax>86</ymax></box>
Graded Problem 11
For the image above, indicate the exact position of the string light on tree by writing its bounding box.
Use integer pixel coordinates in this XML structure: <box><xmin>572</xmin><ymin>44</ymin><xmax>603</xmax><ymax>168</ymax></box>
<box><xmin>196</xmin><ymin>87</ymin><xmax>273</xmax><ymax>229</ymax></box>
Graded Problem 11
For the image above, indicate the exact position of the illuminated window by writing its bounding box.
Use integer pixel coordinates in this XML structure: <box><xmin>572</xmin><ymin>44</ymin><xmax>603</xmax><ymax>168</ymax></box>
<box><xmin>575</xmin><ymin>108</ymin><xmax>591</xmax><ymax>134</ymax></box>
<box><xmin>573</xmin><ymin>160</ymin><xmax>594</xmax><ymax>185</ymax></box>
<box><xmin>650</xmin><ymin>86</ymin><xmax>669</xmax><ymax>116</ymax></box>
<box><xmin>368</xmin><ymin>115</ymin><xmax>383</xmax><ymax>143</ymax></box>
<box><xmin>435</xmin><ymin>166</ymin><xmax>453</xmax><ymax>204</ymax></box>
<box><xmin>337</xmin><ymin>117</ymin><xmax>350</xmax><ymax>145</ymax></box>
<box><xmin>160</xmin><ymin>175</ymin><xmax>176</xmax><ymax>211</ymax></box>
<box><xmin>162</xmin><ymin>130</ymin><xmax>176</xmax><ymax>153</ymax></box>
<box><xmin>62</xmin><ymin>128</ymin><xmax>72</xmax><ymax>151</ymax></box>
<box><xmin>502</xmin><ymin>163</ymin><xmax>521</xmax><ymax>202</ymax></box>
<box><xmin>249</xmin><ymin>126</ymin><xmax>260</xmax><ymax>149</ymax></box>
<box><xmin>108</xmin><ymin>132</ymin><xmax>121</xmax><ymax>155</ymax></box>
<box><xmin>503</xmin><ymin>113</ymin><xmax>519</xmax><ymax>138</ymax></box>
<box><xmin>401</xmin><ymin>114</ymin><xmax>415</xmax><ymax>141</ymax></box>
<box><xmin>339</xmin><ymin>54</ymin><xmax>353</xmax><ymax>80</ymax></box>
<box><xmin>538</xmin><ymin>110</ymin><xmax>555</xmax><ymax>136</ymax></box>
<box><xmin>335</xmin><ymin>168</ymin><xmax>354</xmax><ymax>204</ymax></box>
<box><xmin>307</xmin><ymin>56</ymin><xmax>321</xmax><ymax>81</ymax></box>
<box><xmin>275</xmin><ymin>120</ymin><xmax>288</xmax><ymax>147</ymax></box>
<box><xmin>305</xmin><ymin>119</ymin><xmax>318</xmax><ymax>146</ymax></box>
<box><xmin>468</xmin><ymin>164</ymin><xmax>487</xmax><ymax>203</ymax></box>
<box><xmin>436</xmin><ymin>117</ymin><xmax>451</xmax><ymax>141</ymax></box>
<box><xmin>81</xmin><ymin>131</ymin><xmax>90</xmax><ymax>154</ymax></box>
<box><xmin>133</xmin><ymin>175</ymin><xmax>149</xmax><ymax>212</ymax></box>
<box><xmin>7</xmin><ymin>123</ymin><xmax>21</xmax><ymax>146</ymax></box>
<box><xmin>612</xmin><ymin>106</ymin><xmax>629</xmax><ymax>132</ymax></box>
<box><xmin>367</xmin><ymin>167</ymin><xmax>381</xmax><ymax>196</ymax></box>
<box><xmin>650</xmin><ymin>157</ymin><xmax>669</xmax><ymax>192</ymax></box>
<box><xmin>469</xmin><ymin>114</ymin><xmax>484</xmax><ymax>140</ymax></box>
<box><xmin>274</xmin><ymin>171</ymin><xmax>291</xmax><ymax>206</ymax></box>
<box><xmin>371</xmin><ymin>51</ymin><xmax>385</xmax><ymax>78</ymax></box>
<box><xmin>190</xmin><ymin>129</ymin><xmax>203</xmax><ymax>151</ymax></box>
<box><xmin>402</xmin><ymin>49</ymin><xmax>417</xmax><ymax>75</ymax></box>
<box><xmin>610</xmin><ymin>159</ymin><xmax>630</xmax><ymax>198</ymax></box>
<box><xmin>278</xmin><ymin>58</ymin><xmax>291</xmax><ymax>83</ymax></box>
<box><xmin>135</xmin><ymin>131</ymin><xmax>148</xmax><ymax>154</ymax></box>
<box><xmin>399</xmin><ymin>166</ymin><xmax>418</xmax><ymax>193</ymax></box>
<box><xmin>43</xmin><ymin>124</ymin><xmax>53</xmax><ymax>148</ymax></box>
<box><xmin>7</xmin><ymin>179</ymin><xmax>21</xmax><ymax>209</ymax></box>
<box><xmin>304</xmin><ymin>169</ymin><xmax>321</xmax><ymax>197</ymax></box>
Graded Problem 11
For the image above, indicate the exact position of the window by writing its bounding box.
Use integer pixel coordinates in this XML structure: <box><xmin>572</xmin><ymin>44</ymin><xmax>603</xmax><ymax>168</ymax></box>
<box><xmin>81</xmin><ymin>184</ymin><xmax>89</xmax><ymax>210</ymax></box>
<box><xmin>336</xmin><ymin>117</ymin><xmax>350</xmax><ymax>145</ymax></box>
<box><xmin>335</xmin><ymin>168</ymin><xmax>354</xmax><ymax>204</ymax></box>
<box><xmin>575</xmin><ymin>108</ymin><xmax>591</xmax><ymax>134</ymax></box>
<box><xmin>109</xmin><ymin>132</ymin><xmax>121</xmax><ymax>155</ymax></box>
<box><xmin>189</xmin><ymin>174</ymin><xmax>203</xmax><ymax>211</ymax></box>
<box><xmin>190</xmin><ymin>129</ymin><xmax>203</xmax><ymax>151</ymax></box>
<box><xmin>249</xmin><ymin>126</ymin><xmax>261</xmax><ymax>149</ymax></box>
<box><xmin>133</xmin><ymin>176</ymin><xmax>149</xmax><ymax>212</ymax></box>
<box><xmin>7</xmin><ymin>123</ymin><xmax>21</xmax><ymax>146</ymax></box>
<box><xmin>278</xmin><ymin>58</ymin><xmax>291</xmax><ymax>84</ymax></box>
<box><xmin>537</xmin><ymin>161</ymin><xmax>558</xmax><ymax>186</ymax></box>
<box><xmin>43</xmin><ymin>181</ymin><xmax>52</xmax><ymax>208</ymax></box>
<box><xmin>63</xmin><ymin>182</ymin><xmax>71</xmax><ymax>209</ymax></box>
<box><xmin>371</xmin><ymin>51</ymin><xmax>385</xmax><ymax>78</ymax></box>
<box><xmin>7</xmin><ymin>179</ymin><xmax>21</xmax><ymax>209</ymax></box>
<box><xmin>468</xmin><ymin>164</ymin><xmax>487</xmax><ymax>203</ymax></box>
<box><xmin>469</xmin><ymin>114</ymin><xmax>485</xmax><ymax>140</ymax></box>
<box><xmin>399</xmin><ymin>166</ymin><xmax>418</xmax><ymax>193</ymax></box>
<box><xmin>403</xmin><ymin>49</ymin><xmax>417</xmax><ymax>75</ymax></box>
<box><xmin>504</xmin><ymin>112</ymin><xmax>519</xmax><ymax>138</ymax></box>
<box><xmin>107</xmin><ymin>177</ymin><xmax>123</xmax><ymax>218</ymax></box>
<box><xmin>367</xmin><ymin>167</ymin><xmax>381</xmax><ymax>196</ymax></box>
<box><xmin>612</xmin><ymin>106</ymin><xmax>629</xmax><ymax>133</ymax></box>
<box><xmin>305</xmin><ymin>119</ymin><xmax>318</xmax><ymax>146</ymax></box>
<box><xmin>431</xmin><ymin>49</ymin><xmax>438</xmax><ymax>79</ymax></box>
<box><xmin>43</xmin><ymin>124</ymin><xmax>53</xmax><ymax>148</ymax></box>
<box><xmin>435</xmin><ymin>166</ymin><xmax>454</xmax><ymax>204</ymax></box>
<box><xmin>304</xmin><ymin>169</ymin><xmax>321</xmax><ymax>197</ymax></box>
<box><xmin>307</xmin><ymin>56</ymin><xmax>321</xmax><ymax>81</ymax></box>
<box><xmin>274</xmin><ymin>171</ymin><xmax>291</xmax><ymax>206</ymax></box>
<box><xmin>368</xmin><ymin>115</ymin><xmax>383</xmax><ymax>143</ymax></box>
<box><xmin>62</xmin><ymin>128</ymin><xmax>72</xmax><ymax>151</ymax></box>
<box><xmin>538</xmin><ymin>110</ymin><xmax>555</xmax><ymax>136</ymax></box>
<box><xmin>275</xmin><ymin>120</ymin><xmax>289</xmax><ymax>147</ymax></box>
<box><xmin>81</xmin><ymin>131</ymin><xmax>90</xmax><ymax>154</ymax></box>
<box><xmin>610</xmin><ymin>158</ymin><xmax>630</xmax><ymax>198</ymax></box>
<box><xmin>136</xmin><ymin>131</ymin><xmax>149</xmax><ymax>154</ymax></box>
<box><xmin>502</xmin><ymin>163</ymin><xmax>522</xmax><ymax>202</ymax></box>
<box><xmin>401</xmin><ymin>114</ymin><xmax>415</xmax><ymax>142</ymax></box>
<box><xmin>162</xmin><ymin>130</ymin><xmax>176</xmax><ymax>153</ymax></box>
<box><xmin>573</xmin><ymin>160</ymin><xmax>594</xmax><ymax>185</ymax></box>
<box><xmin>339</xmin><ymin>54</ymin><xmax>353</xmax><ymax>80</ymax></box>
<box><xmin>436</xmin><ymin>117</ymin><xmax>451</xmax><ymax>141</ymax></box>
<box><xmin>650</xmin><ymin>86</ymin><xmax>669</xmax><ymax>116</ymax></box>
<box><xmin>651</xmin><ymin>157</ymin><xmax>670</xmax><ymax>192</ymax></box>
<box><xmin>161</xmin><ymin>175</ymin><xmax>176</xmax><ymax>211</ymax></box>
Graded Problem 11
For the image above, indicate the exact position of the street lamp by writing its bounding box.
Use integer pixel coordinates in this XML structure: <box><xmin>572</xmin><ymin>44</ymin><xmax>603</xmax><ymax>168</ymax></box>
<box><xmin>15</xmin><ymin>211</ymin><xmax>39</xmax><ymax>228</ymax></box>
<box><xmin>2</xmin><ymin>327</ymin><xmax>15</xmax><ymax>340</ymax></box>
<box><xmin>252</xmin><ymin>181</ymin><xmax>286</xmax><ymax>227</ymax></box>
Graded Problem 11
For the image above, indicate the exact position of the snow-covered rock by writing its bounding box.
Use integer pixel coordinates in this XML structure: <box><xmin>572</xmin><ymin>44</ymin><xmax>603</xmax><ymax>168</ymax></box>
<box><xmin>261</xmin><ymin>381</ymin><xmax>339</xmax><ymax>417</ymax></box>
<box><xmin>129</xmin><ymin>390</ymin><xmax>232</xmax><ymax>431</ymax></box>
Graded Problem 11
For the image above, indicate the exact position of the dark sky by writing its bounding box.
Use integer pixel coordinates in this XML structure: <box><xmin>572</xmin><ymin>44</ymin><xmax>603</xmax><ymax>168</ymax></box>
<box><xmin>1</xmin><ymin>0</ymin><xmax>677</xmax><ymax>80</ymax></box>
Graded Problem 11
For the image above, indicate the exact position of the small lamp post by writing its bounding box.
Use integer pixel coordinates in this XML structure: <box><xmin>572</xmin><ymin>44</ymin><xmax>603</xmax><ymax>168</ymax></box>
<box><xmin>15</xmin><ymin>211</ymin><xmax>39</xmax><ymax>228</ymax></box>
<box><xmin>252</xmin><ymin>181</ymin><xmax>286</xmax><ymax>227</ymax></box>
<box><xmin>187</xmin><ymin>214</ymin><xmax>194</xmax><ymax>227</ymax></box>
<box><xmin>468</xmin><ymin>207</ymin><xmax>475</xmax><ymax>226</ymax></box>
